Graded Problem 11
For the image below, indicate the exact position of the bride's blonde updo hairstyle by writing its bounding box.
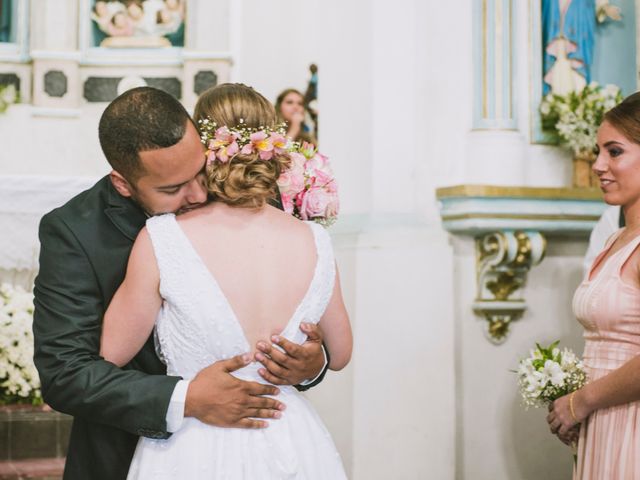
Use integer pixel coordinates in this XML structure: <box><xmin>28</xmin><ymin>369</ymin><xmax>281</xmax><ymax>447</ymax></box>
<box><xmin>194</xmin><ymin>83</ymin><xmax>291</xmax><ymax>208</ymax></box>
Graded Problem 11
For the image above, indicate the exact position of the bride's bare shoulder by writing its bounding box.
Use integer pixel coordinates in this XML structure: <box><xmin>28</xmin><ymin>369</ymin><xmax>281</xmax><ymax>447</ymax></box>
<box><xmin>265</xmin><ymin>205</ymin><xmax>309</xmax><ymax>230</ymax></box>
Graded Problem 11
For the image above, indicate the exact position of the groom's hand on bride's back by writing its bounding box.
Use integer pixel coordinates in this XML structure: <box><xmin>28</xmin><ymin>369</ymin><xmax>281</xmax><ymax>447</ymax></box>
<box><xmin>185</xmin><ymin>353</ymin><xmax>285</xmax><ymax>429</ymax></box>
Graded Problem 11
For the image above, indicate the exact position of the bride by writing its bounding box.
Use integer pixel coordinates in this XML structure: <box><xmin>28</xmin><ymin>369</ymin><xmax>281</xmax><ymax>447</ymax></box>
<box><xmin>100</xmin><ymin>83</ymin><xmax>352</xmax><ymax>479</ymax></box>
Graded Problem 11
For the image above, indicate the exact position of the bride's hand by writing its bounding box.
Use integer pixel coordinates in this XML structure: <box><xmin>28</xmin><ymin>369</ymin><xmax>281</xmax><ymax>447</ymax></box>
<box><xmin>255</xmin><ymin>323</ymin><xmax>326</xmax><ymax>386</ymax></box>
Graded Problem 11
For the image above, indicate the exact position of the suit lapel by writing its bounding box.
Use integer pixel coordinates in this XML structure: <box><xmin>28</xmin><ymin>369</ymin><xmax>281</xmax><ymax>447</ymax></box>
<box><xmin>104</xmin><ymin>179</ymin><xmax>147</xmax><ymax>241</ymax></box>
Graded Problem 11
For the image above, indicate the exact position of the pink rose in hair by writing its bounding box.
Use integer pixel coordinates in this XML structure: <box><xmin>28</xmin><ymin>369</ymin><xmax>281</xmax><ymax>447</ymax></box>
<box><xmin>313</xmin><ymin>169</ymin><xmax>335</xmax><ymax>189</ymax></box>
<box><xmin>280</xmin><ymin>192</ymin><xmax>295</xmax><ymax>215</ymax></box>
<box><xmin>299</xmin><ymin>185</ymin><xmax>333</xmax><ymax>221</ymax></box>
<box><xmin>289</xmin><ymin>152</ymin><xmax>307</xmax><ymax>171</ymax></box>
<box><xmin>277</xmin><ymin>169</ymin><xmax>305</xmax><ymax>197</ymax></box>
<box><xmin>306</xmin><ymin>151</ymin><xmax>330</xmax><ymax>173</ymax></box>
<box><xmin>325</xmin><ymin>194</ymin><xmax>339</xmax><ymax>218</ymax></box>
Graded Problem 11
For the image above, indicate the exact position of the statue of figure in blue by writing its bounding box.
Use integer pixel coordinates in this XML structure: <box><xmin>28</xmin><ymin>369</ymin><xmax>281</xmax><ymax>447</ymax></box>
<box><xmin>542</xmin><ymin>0</ymin><xmax>596</xmax><ymax>95</ymax></box>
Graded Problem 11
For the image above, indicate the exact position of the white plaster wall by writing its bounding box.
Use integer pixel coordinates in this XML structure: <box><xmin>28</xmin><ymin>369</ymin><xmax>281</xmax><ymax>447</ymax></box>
<box><xmin>453</xmin><ymin>235</ymin><xmax>586</xmax><ymax>480</ymax></box>
<box><xmin>417</xmin><ymin>0</ymin><xmax>473</xmax><ymax>215</ymax></box>
<box><xmin>236</xmin><ymin>0</ymin><xmax>373</xmax><ymax>216</ymax></box>
<box><xmin>305</xmin><ymin>221</ymin><xmax>456</xmax><ymax>479</ymax></box>
<box><xmin>30</xmin><ymin>0</ymin><xmax>78</xmax><ymax>51</ymax></box>
<box><xmin>0</xmin><ymin>103</ymin><xmax>108</xmax><ymax>176</ymax></box>
<box><xmin>187</xmin><ymin>0</ymin><xmax>231</xmax><ymax>51</ymax></box>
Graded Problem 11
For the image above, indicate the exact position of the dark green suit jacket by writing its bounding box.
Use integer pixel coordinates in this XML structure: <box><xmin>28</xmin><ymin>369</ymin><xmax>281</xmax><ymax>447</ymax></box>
<box><xmin>33</xmin><ymin>176</ymin><xmax>180</xmax><ymax>480</ymax></box>
<box><xmin>33</xmin><ymin>175</ymin><xmax>326</xmax><ymax>480</ymax></box>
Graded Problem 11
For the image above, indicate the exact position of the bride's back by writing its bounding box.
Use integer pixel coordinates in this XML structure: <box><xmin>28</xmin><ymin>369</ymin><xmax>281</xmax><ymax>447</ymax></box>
<box><xmin>177</xmin><ymin>202</ymin><xmax>317</xmax><ymax>352</ymax></box>
<box><xmin>185</xmin><ymin>82</ymin><xmax>323</xmax><ymax>351</ymax></box>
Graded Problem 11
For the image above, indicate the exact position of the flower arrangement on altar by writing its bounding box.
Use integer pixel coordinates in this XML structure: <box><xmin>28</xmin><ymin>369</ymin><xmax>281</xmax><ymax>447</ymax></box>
<box><xmin>0</xmin><ymin>284</ymin><xmax>42</xmax><ymax>405</ymax></box>
<box><xmin>540</xmin><ymin>82</ymin><xmax>622</xmax><ymax>156</ymax></box>
<box><xmin>0</xmin><ymin>84</ymin><xmax>17</xmax><ymax>114</ymax></box>
<box><xmin>515</xmin><ymin>341</ymin><xmax>586</xmax><ymax>409</ymax></box>
<box><xmin>540</xmin><ymin>82</ymin><xmax>623</xmax><ymax>187</ymax></box>
<box><xmin>199</xmin><ymin>119</ymin><xmax>339</xmax><ymax>226</ymax></box>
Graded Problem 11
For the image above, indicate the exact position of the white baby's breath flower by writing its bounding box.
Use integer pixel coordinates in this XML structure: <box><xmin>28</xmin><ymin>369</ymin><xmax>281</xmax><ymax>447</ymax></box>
<box><xmin>0</xmin><ymin>283</ymin><xmax>41</xmax><ymax>405</ymax></box>
<box><xmin>540</xmin><ymin>102</ymin><xmax>551</xmax><ymax>116</ymax></box>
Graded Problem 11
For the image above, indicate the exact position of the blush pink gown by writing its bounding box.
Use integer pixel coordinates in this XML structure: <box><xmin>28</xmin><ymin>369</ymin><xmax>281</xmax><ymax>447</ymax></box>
<box><xmin>572</xmin><ymin>229</ymin><xmax>640</xmax><ymax>479</ymax></box>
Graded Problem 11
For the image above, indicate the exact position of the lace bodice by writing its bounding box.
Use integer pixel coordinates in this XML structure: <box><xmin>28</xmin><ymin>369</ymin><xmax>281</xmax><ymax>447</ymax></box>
<box><xmin>145</xmin><ymin>214</ymin><xmax>336</xmax><ymax>381</ymax></box>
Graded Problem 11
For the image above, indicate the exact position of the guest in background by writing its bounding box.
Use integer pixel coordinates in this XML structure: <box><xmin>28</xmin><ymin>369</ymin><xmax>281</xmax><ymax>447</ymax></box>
<box><xmin>547</xmin><ymin>92</ymin><xmax>640</xmax><ymax>479</ymax></box>
<box><xmin>275</xmin><ymin>88</ymin><xmax>317</xmax><ymax>145</ymax></box>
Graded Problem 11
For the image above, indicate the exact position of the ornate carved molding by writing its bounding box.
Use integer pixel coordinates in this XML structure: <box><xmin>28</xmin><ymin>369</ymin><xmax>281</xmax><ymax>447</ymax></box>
<box><xmin>472</xmin><ymin>230</ymin><xmax>546</xmax><ymax>343</ymax></box>
<box><xmin>436</xmin><ymin>184</ymin><xmax>606</xmax><ymax>345</ymax></box>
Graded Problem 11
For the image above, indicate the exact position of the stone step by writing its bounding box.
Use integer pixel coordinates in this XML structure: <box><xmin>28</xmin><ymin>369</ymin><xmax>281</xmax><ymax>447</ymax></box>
<box><xmin>0</xmin><ymin>405</ymin><xmax>71</xmax><ymax>461</ymax></box>
<box><xmin>0</xmin><ymin>457</ymin><xmax>64</xmax><ymax>480</ymax></box>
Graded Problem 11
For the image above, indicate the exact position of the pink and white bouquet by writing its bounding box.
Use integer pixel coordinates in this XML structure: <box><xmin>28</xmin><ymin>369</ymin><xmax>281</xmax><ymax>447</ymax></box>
<box><xmin>277</xmin><ymin>142</ymin><xmax>339</xmax><ymax>227</ymax></box>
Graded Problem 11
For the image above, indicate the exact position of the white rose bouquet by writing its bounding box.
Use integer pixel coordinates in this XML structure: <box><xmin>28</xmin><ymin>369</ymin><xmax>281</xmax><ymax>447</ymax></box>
<box><xmin>540</xmin><ymin>82</ymin><xmax>623</xmax><ymax>156</ymax></box>
<box><xmin>516</xmin><ymin>341</ymin><xmax>587</xmax><ymax>409</ymax></box>
<box><xmin>0</xmin><ymin>283</ymin><xmax>42</xmax><ymax>405</ymax></box>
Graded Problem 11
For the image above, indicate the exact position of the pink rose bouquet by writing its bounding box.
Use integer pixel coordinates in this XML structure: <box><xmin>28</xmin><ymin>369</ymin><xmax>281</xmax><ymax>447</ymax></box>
<box><xmin>277</xmin><ymin>142</ymin><xmax>339</xmax><ymax>227</ymax></box>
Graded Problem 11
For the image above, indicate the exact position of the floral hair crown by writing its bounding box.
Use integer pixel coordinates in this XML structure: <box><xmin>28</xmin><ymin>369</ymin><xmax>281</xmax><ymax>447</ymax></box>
<box><xmin>198</xmin><ymin>117</ymin><xmax>289</xmax><ymax>165</ymax></box>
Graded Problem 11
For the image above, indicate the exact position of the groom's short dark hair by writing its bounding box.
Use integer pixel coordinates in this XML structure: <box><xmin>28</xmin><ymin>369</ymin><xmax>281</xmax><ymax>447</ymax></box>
<box><xmin>99</xmin><ymin>87</ymin><xmax>195</xmax><ymax>182</ymax></box>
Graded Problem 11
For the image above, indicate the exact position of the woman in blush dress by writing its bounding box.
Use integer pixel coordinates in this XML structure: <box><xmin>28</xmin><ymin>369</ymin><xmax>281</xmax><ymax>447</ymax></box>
<box><xmin>547</xmin><ymin>92</ymin><xmax>640</xmax><ymax>479</ymax></box>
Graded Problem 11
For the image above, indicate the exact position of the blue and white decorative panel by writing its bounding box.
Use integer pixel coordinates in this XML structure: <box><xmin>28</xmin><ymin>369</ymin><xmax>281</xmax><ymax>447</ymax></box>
<box><xmin>79</xmin><ymin>0</ymin><xmax>186</xmax><ymax>66</ymax></box>
<box><xmin>473</xmin><ymin>0</ymin><xmax>517</xmax><ymax>130</ymax></box>
<box><xmin>0</xmin><ymin>0</ymin><xmax>29</xmax><ymax>62</ymax></box>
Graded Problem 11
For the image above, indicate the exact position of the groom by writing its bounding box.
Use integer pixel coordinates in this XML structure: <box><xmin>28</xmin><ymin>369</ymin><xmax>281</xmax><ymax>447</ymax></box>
<box><xmin>33</xmin><ymin>87</ymin><xmax>329</xmax><ymax>480</ymax></box>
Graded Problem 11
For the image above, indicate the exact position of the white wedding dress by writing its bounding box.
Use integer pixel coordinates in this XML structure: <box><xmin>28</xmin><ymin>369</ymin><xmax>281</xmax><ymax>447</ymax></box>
<box><xmin>127</xmin><ymin>214</ymin><xmax>347</xmax><ymax>479</ymax></box>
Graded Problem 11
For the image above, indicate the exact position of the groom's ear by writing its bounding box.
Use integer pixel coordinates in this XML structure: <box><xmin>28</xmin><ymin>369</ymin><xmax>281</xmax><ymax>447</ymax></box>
<box><xmin>109</xmin><ymin>170</ymin><xmax>134</xmax><ymax>198</ymax></box>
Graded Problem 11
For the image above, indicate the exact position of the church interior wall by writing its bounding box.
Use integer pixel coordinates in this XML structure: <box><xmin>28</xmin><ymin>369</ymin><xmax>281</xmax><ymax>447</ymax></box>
<box><xmin>0</xmin><ymin>0</ymin><xmax>626</xmax><ymax>478</ymax></box>
<box><xmin>453</xmin><ymin>235</ymin><xmax>587</xmax><ymax>479</ymax></box>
